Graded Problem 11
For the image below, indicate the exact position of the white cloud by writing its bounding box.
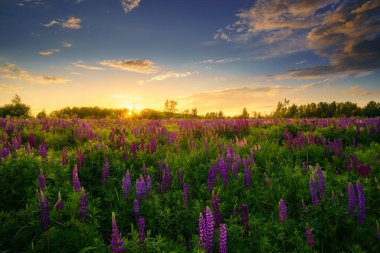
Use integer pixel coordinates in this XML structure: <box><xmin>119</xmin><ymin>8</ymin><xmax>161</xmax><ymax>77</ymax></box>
<box><xmin>0</xmin><ymin>63</ymin><xmax>70</xmax><ymax>84</ymax></box>
<box><xmin>62</xmin><ymin>42</ymin><xmax>73</xmax><ymax>48</ymax></box>
<box><xmin>99</xmin><ymin>59</ymin><xmax>158</xmax><ymax>74</ymax></box>
<box><xmin>72</xmin><ymin>61</ymin><xmax>105</xmax><ymax>71</ymax></box>
<box><xmin>43</xmin><ymin>17</ymin><xmax>82</xmax><ymax>29</ymax></box>
<box><xmin>198</xmin><ymin>58</ymin><xmax>240</xmax><ymax>64</ymax></box>
<box><xmin>39</xmin><ymin>49</ymin><xmax>60</xmax><ymax>56</ymax></box>
<box><xmin>148</xmin><ymin>71</ymin><xmax>194</xmax><ymax>82</ymax></box>
<box><xmin>120</xmin><ymin>0</ymin><xmax>142</xmax><ymax>13</ymax></box>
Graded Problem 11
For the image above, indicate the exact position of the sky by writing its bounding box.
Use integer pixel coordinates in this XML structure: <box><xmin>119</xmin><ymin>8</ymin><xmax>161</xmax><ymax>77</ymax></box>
<box><xmin>0</xmin><ymin>0</ymin><xmax>379</xmax><ymax>116</ymax></box>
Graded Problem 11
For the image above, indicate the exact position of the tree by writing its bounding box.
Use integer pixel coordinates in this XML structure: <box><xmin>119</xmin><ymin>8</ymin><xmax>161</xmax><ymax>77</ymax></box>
<box><xmin>191</xmin><ymin>107</ymin><xmax>198</xmax><ymax>118</ymax></box>
<box><xmin>164</xmin><ymin>99</ymin><xmax>178</xmax><ymax>118</ymax></box>
<box><xmin>241</xmin><ymin>107</ymin><xmax>250</xmax><ymax>118</ymax></box>
<box><xmin>0</xmin><ymin>94</ymin><xmax>31</xmax><ymax>118</ymax></box>
<box><xmin>36</xmin><ymin>109</ymin><xmax>47</xmax><ymax>119</ymax></box>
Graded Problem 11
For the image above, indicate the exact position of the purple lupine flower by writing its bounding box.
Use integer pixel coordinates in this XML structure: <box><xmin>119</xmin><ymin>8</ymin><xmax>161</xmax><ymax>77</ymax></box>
<box><xmin>39</xmin><ymin>141</ymin><xmax>47</xmax><ymax>159</ymax></box>
<box><xmin>344</xmin><ymin>153</ymin><xmax>352</xmax><ymax>172</ymax></box>
<box><xmin>28</xmin><ymin>133</ymin><xmax>37</xmax><ymax>148</ymax></box>
<box><xmin>219</xmin><ymin>159</ymin><xmax>228</xmax><ymax>188</ymax></box>
<box><xmin>244</xmin><ymin>160</ymin><xmax>251</xmax><ymax>189</ymax></box>
<box><xmin>347</xmin><ymin>182</ymin><xmax>357</xmax><ymax>215</ymax></box>
<box><xmin>199</xmin><ymin>212</ymin><xmax>206</xmax><ymax>249</ymax></box>
<box><xmin>135</xmin><ymin>176</ymin><xmax>146</xmax><ymax>199</ymax></box>
<box><xmin>357</xmin><ymin>163</ymin><xmax>372</xmax><ymax>177</ymax></box>
<box><xmin>25</xmin><ymin>143</ymin><xmax>32</xmax><ymax>155</ymax></box>
<box><xmin>77</xmin><ymin>149</ymin><xmax>84</xmax><ymax>169</ymax></box>
<box><xmin>302</xmin><ymin>162</ymin><xmax>307</xmax><ymax>175</ymax></box>
<box><xmin>309</xmin><ymin>176</ymin><xmax>320</xmax><ymax>206</ymax></box>
<box><xmin>134</xmin><ymin>199</ymin><xmax>139</xmax><ymax>219</ymax></box>
<box><xmin>183</xmin><ymin>183</ymin><xmax>189</xmax><ymax>208</ymax></box>
<box><xmin>79</xmin><ymin>188</ymin><xmax>88</xmax><ymax>223</ymax></box>
<box><xmin>146</xmin><ymin>175</ymin><xmax>152</xmax><ymax>195</ymax></box>
<box><xmin>305</xmin><ymin>223</ymin><xmax>314</xmax><ymax>247</ymax></box>
<box><xmin>102</xmin><ymin>158</ymin><xmax>110</xmax><ymax>186</ymax></box>
<box><xmin>356</xmin><ymin>180</ymin><xmax>365</xmax><ymax>224</ymax></box>
<box><xmin>232</xmin><ymin>163</ymin><xmax>238</xmax><ymax>179</ymax></box>
<box><xmin>205</xmin><ymin>207</ymin><xmax>214</xmax><ymax>253</ymax></box>
<box><xmin>164</xmin><ymin>162</ymin><xmax>171</xmax><ymax>190</ymax></box>
<box><xmin>122</xmin><ymin>170</ymin><xmax>131</xmax><ymax>199</ymax></box>
<box><xmin>212</xmin><ymin>193</ymin><xmax>222</xmax><ymax>230</ymax></box>
<box><xmin>241</xmin><ymin>204</ymin><xmax>249</xmax><ymax>237</ymax></box>
<box><xmin>72</xmin><ymin>165</ymin><xmax>81</xmax><ymax>192</ymax></box>
<box><xmin>39</xmin><ymin>191</ymin><xmax>50</xmax><ymax>231</ymax></box>
<box><xmin>61</xmin><ymin>148</ymin><xmax>67</xmax><ymax>165</ymax></box>
<box><xmin>111</xmin><ymin>212</ymin><xmax>125</xmax><ymax>253</ymax></box>
<box><xmin>178</xmin><ymin>168</ymin><xmax>183</xmax><ymax>189</ymax></box>
<box><xmin>38</xmin><ymin>170</ymin><xmax>46</xmax><ymax>192</ymax></box>
<box><xmin>316</xmin><ymin>166</ymin><xmax>326</xmax><ymax>199</ymax></box>
<box><xmin>131</xmin><ymin>141</ymin><xmax>137</xmax><ymax>156</ymax></box>
<box><xmin>54</xmin><ymin>191</ymin><xmax>64</xmax><ymax>211</ymax></box>
<box><xmin>219</xmin><ymin>223</ymin><xmax>227</xmax><ymax>253</ymax></box>
<box><xmin>138</xmin><ymin>216</ymin><xmax>146</xmax><ymax>246</ymax></box>
<box><xmin>278</xmin><ymin>199</ymin><xmax>287</xmax><ymax>224</ymax></box>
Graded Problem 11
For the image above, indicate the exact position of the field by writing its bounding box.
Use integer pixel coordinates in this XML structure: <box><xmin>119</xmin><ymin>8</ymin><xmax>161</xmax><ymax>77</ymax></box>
<box><xmin>0</xmin><ymin>118</ymin><xmax>379</xmax><ymax>252</ymax></box>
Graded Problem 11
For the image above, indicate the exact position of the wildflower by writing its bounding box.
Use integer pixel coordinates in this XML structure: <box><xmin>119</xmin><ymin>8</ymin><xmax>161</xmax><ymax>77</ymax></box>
<box><xmin>39</xmin><ymin>141</ymin><xmax>47</xmax><ymax>159</ymax></box>
<box><xmin>356</xmin><ymin>180</ymin><xmax>366</xmax><ymax>224</ymax></box>
<box><xmin>212</xmin><ymin>193</ymin><xmax>222</xmax><ymax>229</ymax></box>
<box><xmin>135</xmin><ymin>176</ymin><xmax>146</xmax><ymax>199</ymax></box>
<box><xmin>146</xmin><ymin>175</ymin><xmax>152</xmax><ymax>195</ymax></box>
<box><xmin>278</xmin><ymin>199</ymin><xmax>287</xmax><ymax>224</ymax></box>
<box><xmin>316</xmin><ymin>165</ymin><xmax>326</xmax><ymax>199</ymax></box>
<box><xmin>79</xmin><ymin>188</ymin><xmax>88</xmax><ymax>223</ymax></box>
<box><xmin>134</xmin><ymin>199</ymin><xmax>139</xmax><ymax>219</ymax></box>
<box><xmin>72</xmin><ymin>165</ymin><xmax>81</xmax><ymax>192</ymax></box>
<box><xmin>302</xmin><ymin>162</ymin><xmax>307</xmax><ymax>175</ymax></box>
<box><xmin>347</xmin><ymin>182</ymin><xmax>357</xmax><ymax>215</ymax></box>
<box><xmin>39</xmin><ymin>191</ymin><xmax>50</xmax><ymax>231</ymax></box>
<box><xmin>309</xmin><ymin>176</ymin><xmax>320</xmax><ymax>206</ymax></box>
<box><xmin>244</xmin><ymin>160</ymin><xmax>251</xmax><ymax>189</ymax></box>
<box><xmin>122</xmin><ymin>170</ymin><xmax>131</xmax><ymax>199</ymax></box>
<box><xmin>219</xmin><ymin>223</ymin><xmax>227</xmax><ymax>253</ymax></box>
<box><xmin>77</xmin><ymin>149</ymin><xmax>84</xmax><ymax>169</ymax></box>
<box><xmin>111</xmin><ymin>212</ymin><xmax>125</xmax><ymax>253</ymax></box>
<box><xmin>241</xmin><ymin>204</ymin><xmax>249</xmax><ymax>236</ymax></box>
<box><xmin>138</xmin><ymin>216</ymin><xmax>146</xmax><ymax>245</ymax></box>
<box><xmin>61</xmin><ymin>148</ymin><xmax>67</xmax><ymax>165</ymax></box>
<box><xmin>265</xmin><ymin>174</ymin><xmax>271</xmax><ymax>186</ymax></box>
<box><xmin>305</xmin><ymin>223</ymin><xmax>314</xmax><ymax>247</ymax></box>
<box><xmin>38</xmin><ymin>170</ymin><xmax>46</xmax><ymax>192</ymax></box>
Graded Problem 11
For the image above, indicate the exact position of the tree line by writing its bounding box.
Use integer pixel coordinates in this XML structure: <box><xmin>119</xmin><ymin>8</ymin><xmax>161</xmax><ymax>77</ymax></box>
<box><xmin>0</xmin><ymin>95</ymin><xmax>379</xmax><ymax>119</ymax></box>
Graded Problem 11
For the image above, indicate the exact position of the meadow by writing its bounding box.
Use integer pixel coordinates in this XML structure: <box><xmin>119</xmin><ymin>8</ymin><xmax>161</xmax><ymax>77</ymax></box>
<box><xmin>0</xmin><ymin>118</ymin><xmax>379</xmax><ymax>252</ymax></box>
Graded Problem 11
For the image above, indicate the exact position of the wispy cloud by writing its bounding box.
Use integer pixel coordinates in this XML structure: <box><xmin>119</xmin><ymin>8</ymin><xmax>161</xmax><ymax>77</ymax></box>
<box><xmin>148</xmin><ymin>71</ymin><xmax>194</xmax><ymax>82</ymax></box>
<box><xmin>120</xmin><ymin>0</ymin><xmax>142</xmax><ymax>13</ymax></box>
<box><xmin>72</xmin><ymin>61</ymin><xmax>105</xmax><ymax>71</ymax></box>
<box><xmin>62</xmin><ymin>42</ymin><xmax>73</xmax><ymax>48</ymax></box>
<box><xmin>0</xmin><ymin>63</ymin><xmax>70</xmax><ymax>84</ymax></box>
<box><xmin>43</xmin><ymin>17</ymin><xmax>82</xmax><ymax>29</ymax></box>
<box><xmin>39</xmin><ymin>49</ymin><xmax>60</xmax><ymax>56</ymax></box>
<box><xmin>198</xmin><ymin>57</ymin><xmax>240</xmax><ymax>64</ymax></box>
<box><xmin>99</xmin><ymin>59</ymin><xmax>158</xmax><ymax>74</ymax></box>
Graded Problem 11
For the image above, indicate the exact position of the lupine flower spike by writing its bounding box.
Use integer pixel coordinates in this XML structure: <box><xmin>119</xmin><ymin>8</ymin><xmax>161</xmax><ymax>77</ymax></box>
<box><xmin>347</xmin><ymin>182</ymin><xmax>357</xmax><ymax>215</ymax></box>
<box><xmin>39</xmin><ymin>191</ymin><xmax>50</xmax><ymax>231</ymax></box>
<box><xmin>356</xmin><ymin>180</ymin><xmax>366</xmax><ymax>224</ymax></box>
<box><xmin>278</xmin><ymin>199</ymin><xmax>287</xmax><ymax>224</ymax></box>
<box><xmin>80</xmin><ymin>188</ymin><xmax>88</xmax><ymax>223</ymax></box>
<box><xmin>111</xmin><ymin>212</ymin><xmax>125</xmax><ymax>253</ymax></box>
<box><xmin>38</xmin><ymin>170</ymin><xmax>46</xmax><ymax>192</ymax></box>
<box><xmin>241</xmin><ymin>204</ymin><xmax>249</xmax><ymax>237</ymax></box>
<box><xmin>305</xmin><ymin>223</ymin><xmax>314</xmax><ymax>247</ymax></box>
<box><xmin>138</xmin><ymin>216</ymin><xmax>146</xmax><ymax>246</ymax></box>
<box><xmin>219</xmin><ymin>223</ymin><xmax>227</xmax><ymax>253</ymax></box>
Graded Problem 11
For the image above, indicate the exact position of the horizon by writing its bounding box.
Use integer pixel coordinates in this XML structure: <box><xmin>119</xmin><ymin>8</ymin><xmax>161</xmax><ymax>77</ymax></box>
<box><xmin>1</xmin><ymin>0</ymin><xmax>380</xmax><ymax>116</ymax></box>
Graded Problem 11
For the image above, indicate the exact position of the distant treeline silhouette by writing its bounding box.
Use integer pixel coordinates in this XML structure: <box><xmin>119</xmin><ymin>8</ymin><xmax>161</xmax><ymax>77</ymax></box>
<box><xmin>0</xmin><ymin>95</ymin><xmax>379</xmax><ymax>118</ymax></box>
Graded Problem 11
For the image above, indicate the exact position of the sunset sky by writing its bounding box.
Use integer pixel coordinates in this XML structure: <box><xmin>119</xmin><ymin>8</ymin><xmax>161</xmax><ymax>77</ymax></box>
<box><xmin>0</xmin><ymin>0</ymin><xmax>379</xmax><ymax>116</ymax></box>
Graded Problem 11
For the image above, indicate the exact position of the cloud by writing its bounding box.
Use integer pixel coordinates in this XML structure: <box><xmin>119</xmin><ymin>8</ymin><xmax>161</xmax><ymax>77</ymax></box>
<box><xmin>148</xmin><ymin>71</ymin><xmax>194</xmax><ymax>82</ymax></box>
<box><xmin>264</xmin><ymin>30</ymin><xmax>293</xmax><ymax>44</ymax></box>
<box><xmin>198</xmin><ymin>58</ymin><xmax>240</xmax><ymax>64</ymax></box>
<box><xmin>120</xmin><ymin>0</ymin><xmax>142</xmax><ymax>13</ymax></box>
<box><xmin>39</xmin><ymin>49</ymin><xmax>60</xmax><ymax>56</ymax></box>
<box><xmin>0</xmin><ymin>84</ymin><xmax>21</xmax><ymax>93</ymax></box>
<box><xmin>99</xmin><ymin>59</ymin><xmax>158</xmax><ymax>74</ymax></box>
<box><xmin>62</xmin><ymin>42</ymin><xmax>73</xmax><ymax>48</ymax></box>
<box><xmin>62</xmin><ymin>17</ymin><xmax>82</xmax><ymax>29</ymax></box>
<box><xmin>72</xmin><ymin>61</ymin><xmax>105</xmax><ymax>71</ymax></box>
<box><xmin>0</xmin><ymin>63</ymin><xmax>70</xmax><ymax>84</ymax></box>
<box><xmin>75</xmin><ymin>0</ymin><xmax>85</xmax><ymax>3</ymax></box>
<box><xmin>43</xmin><ymin>17</ymin><xmax>82</xmax><ymax>29</ymax></box>
<box><xmin>43</xmin><ymin>20</ymin><xmax>60</xmax><ymax>28</ymax></box>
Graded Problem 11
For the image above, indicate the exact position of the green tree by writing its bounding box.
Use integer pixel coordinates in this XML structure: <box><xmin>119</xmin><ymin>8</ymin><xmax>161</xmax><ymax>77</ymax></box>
<box><xmin>36</xmin><ymin>109</ymin><xmax>47</xmax><ymax>119</ymax></box>
<box><xmin>164</xmin><ymin>99</ymin><xmax>178</xmax><ymax>118</ymax></box>
<box><xmin>0</xmin><ymin>94</ymin><xmax>31</xmax><ymax>118</ymax></box>
<box><xmin>241</xmin><ymin>107</ymin><xmax>250</xmax><ymax>118</ymax></box>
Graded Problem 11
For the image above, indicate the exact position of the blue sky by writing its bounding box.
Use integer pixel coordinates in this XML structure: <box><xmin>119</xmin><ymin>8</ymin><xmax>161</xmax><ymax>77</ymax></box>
<box><xmin>0</xmin><ymin>0</ymin><xmax>379</xmax><ymax>115</ymax></box>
